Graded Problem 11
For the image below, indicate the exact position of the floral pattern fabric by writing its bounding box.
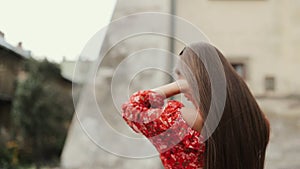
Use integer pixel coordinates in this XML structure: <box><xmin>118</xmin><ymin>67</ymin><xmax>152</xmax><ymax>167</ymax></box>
<box><xmin>122</xmin><ymin>90</ymin><xmax>205</xmax><ymax>169</ymax></box>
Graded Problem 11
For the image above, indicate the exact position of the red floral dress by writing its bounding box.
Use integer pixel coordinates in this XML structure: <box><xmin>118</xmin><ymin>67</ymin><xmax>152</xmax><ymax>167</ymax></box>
<box><xmin>121</xmin><ymin>90</ymin><xmax>205</xmax><ymax>169</ymax></box>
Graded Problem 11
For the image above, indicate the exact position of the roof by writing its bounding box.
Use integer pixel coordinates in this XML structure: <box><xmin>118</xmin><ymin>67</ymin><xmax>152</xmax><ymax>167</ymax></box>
<box><xmin>0</xmin><ymin>38</ymin><xmax>31</xmax><ymax>59</ymax></box>
<box><xmin>0</xmin><ymin>36</ymin><xmax>31</xmax><ymax>101</ymax></box>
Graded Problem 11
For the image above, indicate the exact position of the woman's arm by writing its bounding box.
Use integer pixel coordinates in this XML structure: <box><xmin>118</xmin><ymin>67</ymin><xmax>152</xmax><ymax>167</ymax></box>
<box><xmin>151</xmin><ymin>80</ymin><xmax>188</xmax><ymax>98</ymax></box>
<box><xmin>151</xmin><ymin>80</ymin><xmax>203</xmax><ymax>132</ymax></box>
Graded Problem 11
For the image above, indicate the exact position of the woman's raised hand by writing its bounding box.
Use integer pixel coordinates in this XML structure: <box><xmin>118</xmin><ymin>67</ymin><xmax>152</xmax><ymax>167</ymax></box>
<box><xmin>151</xmin><ymin>79</ymin><xmax>189</xmax><ymax>99</ymax></box>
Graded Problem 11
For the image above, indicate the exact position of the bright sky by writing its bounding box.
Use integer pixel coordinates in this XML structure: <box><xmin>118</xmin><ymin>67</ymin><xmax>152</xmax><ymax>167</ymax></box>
<box><xmin>0</xmin><ymin>0</ymin><xmax>116</xmax><ymax>62</ymax></box>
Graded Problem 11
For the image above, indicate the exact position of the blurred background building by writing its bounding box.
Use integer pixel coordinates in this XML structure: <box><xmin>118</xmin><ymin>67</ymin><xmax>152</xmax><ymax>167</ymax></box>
<box><xmin>61</xmin><ymin>1</ymin><xmax>171</xmax><ymax>169</ymax></box>
<box><xmin>174</xmin><ymin>2</ymin><xmax>300</xmax><ymax>169</ymax></box>
<box><xmin>1</xmin><ymin>0</ymin><xmax>297</xmax><ymax>168</ymax></box>
<box><xmin>60</xmin><ymin>0</ymin><xmax>300</xmax><ymax>169</ymax></box>
<box><xmin>4</xmin><ymin>2</ymin><xmax>299</xmax><ymax>169</ymax></box>
<box><xmin>176</xmin><ymin>0</ymin><xmax>300</xmax><ymax>97</ymax></box>
<box><xmin>0</xmin><ymin>30</ymin><xmax>75</xmax><ymax>169</ymax></box>
<box><xmin>0</xmin><ymin>31</ymin><xmax>30</xmax><ymax>132</ymax></box>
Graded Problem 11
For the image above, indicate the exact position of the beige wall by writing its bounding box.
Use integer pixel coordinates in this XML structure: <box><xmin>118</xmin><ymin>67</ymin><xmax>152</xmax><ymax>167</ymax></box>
<box><xmin>176</xmin><ymin>0</ymin><xmax>300</xmax><ymax>96</ymax></box>
<box><xmin>61</xmin><ymin>1</ymin><xmax>171</xmax><ymax>169</ymax></box>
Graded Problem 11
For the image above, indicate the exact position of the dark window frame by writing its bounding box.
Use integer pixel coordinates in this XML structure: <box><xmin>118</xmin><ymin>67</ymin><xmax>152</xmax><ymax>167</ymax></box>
<box><xmin>227</xmin><ymin>57</ymin><xmax>249</xmax><ymax>80</ymax></box>
<box><xmin>265</xmin><ymin>76</ymin><xmax>275</xmax><ymax>92</ymax></box>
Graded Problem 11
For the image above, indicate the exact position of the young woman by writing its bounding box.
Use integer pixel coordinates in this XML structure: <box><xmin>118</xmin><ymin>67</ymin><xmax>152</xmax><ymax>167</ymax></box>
<box><xmin>121</xmin><ymin>42</ymin><xmax>270</xmax><ymax>169</ymax></box>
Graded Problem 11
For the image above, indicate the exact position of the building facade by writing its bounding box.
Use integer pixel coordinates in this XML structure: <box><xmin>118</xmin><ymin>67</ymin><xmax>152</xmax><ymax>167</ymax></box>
<box><xmin>61</xmin><ymin>1</ymin><xmax>300</xmax><ymax>169</ymax></box>
<box><xmin>0</xmin><ymin>31</ymin><xmax>30</xmax><ymax>131</ymax></box>
<box><xmin>176</xmin><ymin>0</ymin><xmax>300</xmax><ymax>97</ymax></box>
<box><xmin>61</xmin><ymin>1</ymin><xmax>172</xmax><ymax>169</ymax></box>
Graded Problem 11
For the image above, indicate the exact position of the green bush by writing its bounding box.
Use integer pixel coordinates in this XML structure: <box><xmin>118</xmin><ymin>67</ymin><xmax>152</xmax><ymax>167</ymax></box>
<box><xmin>0</xmin><ymin>140</ymin><xmax>19</xmax><ymax>169</ymax></box>
<box><xmin>10</xmin><ymin>59</ymin><xmax>73</xmax><ymax>169</ymax></box>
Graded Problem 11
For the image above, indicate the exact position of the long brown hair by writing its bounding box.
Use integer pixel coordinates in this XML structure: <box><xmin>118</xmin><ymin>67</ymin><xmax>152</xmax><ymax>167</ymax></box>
<box><xmin>176</xmin><ymin>42</ymin><xmax>270</xmax><ymax>169</ymax></box>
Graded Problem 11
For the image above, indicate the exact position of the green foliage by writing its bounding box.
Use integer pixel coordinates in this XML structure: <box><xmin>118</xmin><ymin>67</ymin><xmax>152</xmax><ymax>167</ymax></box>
<box><xmin>10</xmin><ymin>58</ymin><xmax>73</xmax><ymax>168</ymax></box>
<box><xmin>23</xmin><ymin>58</ymin><xmax>61</xmax><ymax>80</ymax></box>
<box><xmin>0</xmin><ymin>140</ymin><xmax>19</xmax><ymax>169</ymax></box>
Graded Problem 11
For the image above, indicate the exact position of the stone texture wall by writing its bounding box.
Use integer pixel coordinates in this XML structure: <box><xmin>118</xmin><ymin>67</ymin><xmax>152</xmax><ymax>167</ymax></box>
<box><xmin>61</xmin><ymin>0</ymin><xmax>172</xmax><ymax>168</ymax></box>
<box><xmin>61</xmin><ymin>1</ymin><xmax>300</xmax><ymax>169</ymax></box>
<box><xmin>176</xmin><ymin>0</ymin><xmax>300</xmax><ymax>96</ymax></box>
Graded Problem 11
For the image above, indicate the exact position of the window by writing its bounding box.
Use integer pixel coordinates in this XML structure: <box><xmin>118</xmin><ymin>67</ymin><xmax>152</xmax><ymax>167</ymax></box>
<box><xmin>231</xmin><ymin>63</ymin><xmax>246</xmax><ymax>79</ymax></box>
<box><xmin>265</xmin><ymin>76</ymin><xmax>275</xmax><ymax>92</ymax></box>
<box><xmin>228</xmin><ymin>57</ymin><xmax>248</xmax><ymax>79</ymax></box>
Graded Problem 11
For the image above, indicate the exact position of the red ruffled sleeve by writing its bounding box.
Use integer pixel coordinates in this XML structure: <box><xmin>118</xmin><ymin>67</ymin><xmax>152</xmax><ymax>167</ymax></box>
<box><xmin>121</xmin><ymin>90</ymin><xmax>185</xmax><ymax>136</ymax></box>
<box><xmin>121</xmin><ymin>90</ymin><xmax>205</xmax><ymax>169</ymax></box>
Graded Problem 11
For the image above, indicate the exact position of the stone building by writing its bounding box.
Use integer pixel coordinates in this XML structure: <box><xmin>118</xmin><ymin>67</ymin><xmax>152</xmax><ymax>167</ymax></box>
<box><xmin>61</xmin><ymin>1</ymin><xmax>300</xmax><ymax>169</ymax></box>
<box><xmin>61</xmin><ymin>1</ymin><xmax>173</xmax><ymax>169</ymax></box>
<box><xmin>175</xmin><ymin>0</ymin><xmax>300</xmax><ymax>97</ymax></box>
<box><xmin>0</xmin><ymin>31</ymin><xmax>30</xmax><ymax>131</ymax></box>
<box><xmin>174</xmin><ymin>1</ymin><xmax>300</xmax><ymax>168</ymax></box>
<box><xmin>0</xmin><ymin>31</ymin><xmax>74</xmax><ymax>139</ymax></box>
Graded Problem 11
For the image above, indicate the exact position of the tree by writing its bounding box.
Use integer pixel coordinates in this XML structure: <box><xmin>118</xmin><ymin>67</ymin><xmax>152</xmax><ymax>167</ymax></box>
<box><xmin>11</xmin><ymin>59</ymin><xmax>73</xmax><ymax>169</ymax></box>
